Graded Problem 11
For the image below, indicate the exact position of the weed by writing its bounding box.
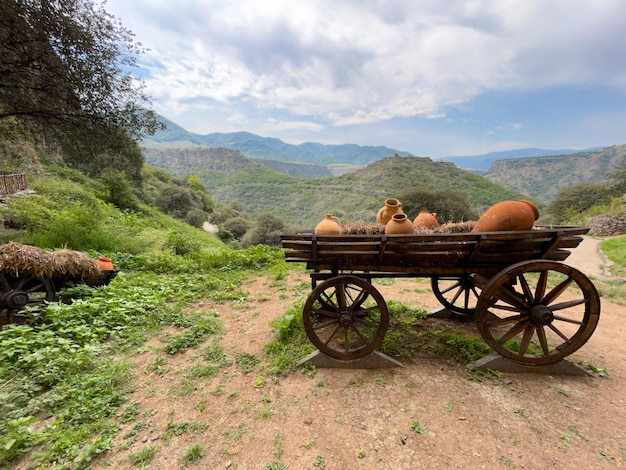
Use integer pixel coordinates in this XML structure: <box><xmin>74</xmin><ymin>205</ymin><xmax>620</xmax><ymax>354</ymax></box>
<box><xmin>556</xmin><ymin>388</ymin><xmax>570</xmax><ymax>397</ymax></box>
<box><xmin>585</xmin><ymin>363</ymin><xmax>610</xmax><ymax>378</ymax></box>
<box><xmin>375</xmin><ymin>378</ymin><xmax>387</xmax><ymax>387</ymax></box>
<box><xmin>253</xmin><ymin>376</ymin><xmax>266</xmax><ymax>388</ymax></box>
<box><xmin>358</xmin><ymin>448</ymin><xmax>366</xmax><ymax>458</ymax></box>
<box><xmin>444</xmin><ymin>404</ymin><xmax>453</xmax><ymax>412</ymax></box>
<box><xmin>263</xmin><ymin>462</ymin><xmax>288</xmax><ymax>470</ymax></box>
<box><xmin>497</xmin><ymin>454</ymin><xmax>515</xmax><ymax>468</ymax></box>
<box><xmin>410</xmin><ymin>420</ymin><xmax>425</xmax><ymax>434</ymax></box>
<box><xmin>184</xmin><ymin>443</ymin><xmax>204</xmax><ymax>463</ymax></box>
<box><xmin>513</xmin><ymin>408</ymin><xmax>526</xmax><ymax>416</ymax></box>
<box><xmin>129</xmin><ymin>445</ymin><xmax>156</xmax><ymax>466</ymax></box>
<box><xmin>347</xmin><ymin>375</ymin><xmax>363</xmax><ymax>388</ymax></box>
<box><xmin>313</xmin><ymin>455</ymin><xmax>326</xmax><ymax>468</ymax></box>
<box><xmin>236</xmin><ymin>352</ymin><xmax>261</xmax><ymax>374</ymax></box>
<box><xmin>256</xmin><ymin>407</ymin><xmax>274</xmax><ymax>419</ymax></box>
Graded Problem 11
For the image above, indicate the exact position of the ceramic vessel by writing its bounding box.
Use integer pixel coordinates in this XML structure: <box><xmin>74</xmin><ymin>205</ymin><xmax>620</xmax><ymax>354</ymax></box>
<box><xmin>471</xmin><ymin>200</ymin><xmax>539</xmax><ymax>232</ymax></box>
<box><xmin>376</xmin><ymin>198</ymin><xmax>403</xmax><ymax>224</ymax></box>
<box><xmin>96</xmin><ymin>256</ymin><xmax>114</xmax><ymax>270</ymax></box>
<box><xmin>314</xmin><ymin>214</ymin><xmax>342</xmax><ymax>235</ymax></box>
<box><xmin>413</xmin><ymin>211</ymin><xmax>439</xmax><ymax>228</ymax></box>
<box><xmin>385</xmin><ymin>213</ymin><xmax>415</xmax><ymax>234</ymax></box>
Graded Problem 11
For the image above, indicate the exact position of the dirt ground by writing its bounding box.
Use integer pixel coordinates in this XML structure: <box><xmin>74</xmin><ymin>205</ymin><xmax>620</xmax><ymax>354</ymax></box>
<box><xmin>95</xmin><ymin>237</ymin><xmax>625</xmax><ymax>470</ymax></box>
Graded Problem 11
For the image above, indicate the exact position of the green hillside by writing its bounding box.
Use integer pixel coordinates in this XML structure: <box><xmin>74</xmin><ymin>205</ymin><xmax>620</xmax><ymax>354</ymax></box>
<box><xmin>485</xmin><ymin>144</ymin><xmax>626</xmax><ymax>202</ymax></box>
<box><xmin>143</xmin><ymin>148</ymin><xmax>529</xmax><ymax>228</ymax></box>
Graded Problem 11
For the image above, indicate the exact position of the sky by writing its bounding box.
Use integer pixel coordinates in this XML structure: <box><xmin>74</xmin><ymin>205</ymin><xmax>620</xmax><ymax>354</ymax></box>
<box><xmin>104</xmin><ymin>0</ymin><xmax>626</xmax><ymax>158</ymax></box>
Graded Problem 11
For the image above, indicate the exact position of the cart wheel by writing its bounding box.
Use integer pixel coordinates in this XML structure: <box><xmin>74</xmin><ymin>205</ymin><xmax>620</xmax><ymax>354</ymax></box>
<box><xmin>431</xmin><ymin>275</ymin><xmax>481</xmax><ymax>317</ymax></box>
<box><xmin>303</xmin><ymin>275</ymin><xmax>389</xmax><ymax>360</ymax></box>
<box><xmin>0</xmin><ymin>273</ymin><xmax>56</xmax><ymax>326</ymax></box>
<box><xmin>476</xmin><ymin>260</ymin><xmax>600</xmax><ymax>365</ymax></box>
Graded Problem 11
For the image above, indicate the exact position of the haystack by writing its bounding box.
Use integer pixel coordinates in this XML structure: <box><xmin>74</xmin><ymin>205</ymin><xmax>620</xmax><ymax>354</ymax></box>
<box><xmin>341</xmin><ymin>221</ymin><xmax>476</xmax><ymax>235</ymax></box>
<box><xmin>0</xmin><ymin>242</ymin><xmax>100</xmax><ymax>278</ymax></box>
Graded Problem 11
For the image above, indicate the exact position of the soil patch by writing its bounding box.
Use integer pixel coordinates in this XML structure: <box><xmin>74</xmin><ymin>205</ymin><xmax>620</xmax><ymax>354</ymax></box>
<box><xmin>95</xmin><ymin>268</ymin><xmax>625</xmax><ymax>469</ymax></box>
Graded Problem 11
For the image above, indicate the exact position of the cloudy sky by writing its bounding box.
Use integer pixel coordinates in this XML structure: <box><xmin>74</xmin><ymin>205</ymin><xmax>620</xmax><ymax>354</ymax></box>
<box><xmin>105</xmin><ymin>0</ymin><xmax>626</xmax><ymax>157</ymax></box>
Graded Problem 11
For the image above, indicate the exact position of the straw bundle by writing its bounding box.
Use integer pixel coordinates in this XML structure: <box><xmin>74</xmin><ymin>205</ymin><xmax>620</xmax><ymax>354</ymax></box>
<box><xmin>0</xmin><ymin>242</ymin><xmax>100</xmax><ymax>278</ymax></box>
<box><xmin>341</xmin><ymin>221</ymin><xmax>477</xmax><ymax>235</ymax></box>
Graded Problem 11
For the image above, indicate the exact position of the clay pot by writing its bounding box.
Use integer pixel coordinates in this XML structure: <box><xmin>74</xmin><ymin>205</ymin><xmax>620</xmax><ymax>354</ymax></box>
<box><xmin>96</xmin><ymin>256</ymin><xmax>114</xmax><ymax>270</ymax></box>
<box><xmin>471</xmin><ymin>200</ymin><xmax>540</xmax><ymax>232</ymax></box>
<box><xmin>385</xmin><ymin>213</ymin><xmax>415</xmax><ymax>234</ymax></box>
<box><xmin>376</xmin><ymin>198</ymin><xmax>404</xmax><ymax>224</ymax></box>
<box><xmin>314</xmin><ymin>214</ymin><xmax>342</xmax><ymax>235</ymax></box>
<box><xmin>414</xmin><ymin>211</ymin><xmax>439</xmax><ymax>228</ymax></box>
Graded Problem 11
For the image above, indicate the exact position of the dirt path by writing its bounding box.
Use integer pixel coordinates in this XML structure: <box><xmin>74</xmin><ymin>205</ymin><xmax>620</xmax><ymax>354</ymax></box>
<box><xmin>566</xmin><ymin>236</ymin><xmax>617</xmax><ymax>280</ymax></box>
<box><xmin>95</xmin><ymin>248</ymin><xmax>625</xmax><ymax>470</ymax></box>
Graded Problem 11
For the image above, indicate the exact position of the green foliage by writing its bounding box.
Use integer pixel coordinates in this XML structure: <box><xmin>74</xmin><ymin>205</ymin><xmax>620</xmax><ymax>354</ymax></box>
<box><xmin>242</xmin><ymin>213</ymin><xmax>286</xmax><ymax>247</ymax></box>
<box><xmin>545</xmin><ymin>182</ymin><xmax>612</xmax><ymax>223</ymax></box>
<box><xmin>145</xmin><ymin>152</ymin><xmax>526</xmax><ymax>228</ymax></box>
<box><xmin>162</xmin><ymin>312</ymin><xmax>223</xmax><ymax>354</ymax></box>
<box><xmin>0</xmin><ymin>0</ymin><xmax>162</xmax><ymax>174</ymax></box>
<box><xmin>397</xmin><ymin>187</ymin><xmax>479</xmax><ymax>222</ymax></box>
<box><xmin>99</xmin><ymin>168</ymin><xmax>140</xmax><ymax>211</ymax></box>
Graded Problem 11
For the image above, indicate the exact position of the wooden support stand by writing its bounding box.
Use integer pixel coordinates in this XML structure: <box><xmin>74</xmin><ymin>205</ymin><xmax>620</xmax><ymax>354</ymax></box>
<box><xmin>298</xmin><ymin>350</ymin><xmax>404</xmax><ymax>369</ymax></box>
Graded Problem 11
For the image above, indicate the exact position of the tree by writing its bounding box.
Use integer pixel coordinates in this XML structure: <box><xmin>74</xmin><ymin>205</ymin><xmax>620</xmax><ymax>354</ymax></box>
<box><xmin>0</xmin><ymin>0</ymin><xmax>163</xmax><ymax>175</ymax></box>
<box><xmin>242</xmin><ymin>213</ymin><xmax>285</xmax><ymax>247</ymax></box>
<box><xmin>546</xmin><ymin>182</ymin><xmax>611</xmax><ymax>223</ymax></box>
<box><xmin>397</xmin><ymin>188</ymin><xmax>478</xmax><ymax>223</ymax></box>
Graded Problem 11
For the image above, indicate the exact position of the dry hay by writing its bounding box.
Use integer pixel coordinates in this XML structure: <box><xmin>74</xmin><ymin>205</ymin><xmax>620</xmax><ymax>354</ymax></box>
<box><xmin>341</xmin><ymin>223</ymin><xmax>386</xmax><ymax>235</ymax></box>
<box><xmin>0</xmin><ymin>242</ymin><xmax>100</xmax><ymax>278</ymax></box>
<box><xmin>342</xmin><ymin>221</ymin><xmax>477</xmax><ymax>235</ymax></box>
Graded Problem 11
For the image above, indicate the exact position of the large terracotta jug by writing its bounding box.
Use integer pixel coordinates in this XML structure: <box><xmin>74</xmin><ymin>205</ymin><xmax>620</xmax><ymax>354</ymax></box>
<box><xmin>472</xmin><ymin>200</ymin><xmax>539</xmax><ymax>232</ymax></box>
<box><xmin>376</xmin><ymin>198</ymin><xmax>403</xmax><ymax>224</ymax></box>
<box><xmin>385</xmin><ymin>213</ymin><xmax>415</xmax><ymax>234</ymax></box>
<box><xmin>414</xmin><ymin>211</ymin><xmax>439</xmax><ymax>228</ymax></box>
<box><xmin>314</xmin><ymin>214</ymin><xmax>342</xmax><ymax>235</ymax></box>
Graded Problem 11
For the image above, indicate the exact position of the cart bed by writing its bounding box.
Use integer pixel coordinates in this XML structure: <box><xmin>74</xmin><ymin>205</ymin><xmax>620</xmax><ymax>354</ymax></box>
<box><xmin>281</xmin><ymin>226</ymin><xmax>589</xmax><ymax>276</ymax></box>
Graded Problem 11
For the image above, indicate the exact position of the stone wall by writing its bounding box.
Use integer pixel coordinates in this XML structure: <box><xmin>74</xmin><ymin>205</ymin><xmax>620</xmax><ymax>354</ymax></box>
<box><xmin>587</xmin><ymin>215</ymin><xmax>626</xmax><ymax>237</ymax></box>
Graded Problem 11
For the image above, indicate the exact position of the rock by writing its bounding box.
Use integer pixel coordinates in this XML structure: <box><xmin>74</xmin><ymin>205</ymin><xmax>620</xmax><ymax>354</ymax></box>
<box><xmin>587</xmin><ymin>215</ymin><xmax>626</xmax><ymax>236</ymax></box>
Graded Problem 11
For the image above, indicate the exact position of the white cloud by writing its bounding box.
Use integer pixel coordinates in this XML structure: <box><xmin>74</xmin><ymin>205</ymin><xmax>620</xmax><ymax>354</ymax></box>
<box><xmin>106</xmin><ymin>0</ymin><xmax>626</xmax><ymax>140</ymax></box>
<box><xmin>264</xmin><ymin>118</ymin><xmax>324</xmax><ymax>132</ymax></box>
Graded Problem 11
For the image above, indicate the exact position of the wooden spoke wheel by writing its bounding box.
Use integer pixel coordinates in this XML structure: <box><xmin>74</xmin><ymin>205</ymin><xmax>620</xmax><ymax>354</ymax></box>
<box><xmin>0</xmin><ymin>273</ymin><xmax>56</xmax><ymax>327</ymax></box>
<box><xmin>476</xmin><ymin>260</ymin><xmax>600</xmax><ymax>365</ymax></box>
<box><xmin>303</xmin><ymin>275</ymin><xmax>389</xmax><ymax>360</ymax></box>
<box><xmin>431</xmin><ymin>275</ymin><xmax>481</xmax><ymax>317</ymax></box>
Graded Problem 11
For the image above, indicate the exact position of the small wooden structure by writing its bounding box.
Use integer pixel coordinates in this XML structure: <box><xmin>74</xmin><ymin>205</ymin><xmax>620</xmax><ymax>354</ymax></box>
<box><xmin>0</xmin><ymin>171</ymin><xmax>28</xmax><ymax>196</ymax></box>
<box><xmin>281</xmin><ymin>226</ymin><xmax>600</xmax><ymax>366</ymax></box>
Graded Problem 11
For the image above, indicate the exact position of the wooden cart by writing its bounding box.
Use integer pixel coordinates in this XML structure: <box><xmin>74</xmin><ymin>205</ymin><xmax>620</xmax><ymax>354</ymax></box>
<box><xmin>0</xmin><ymin>269</ymin><xmax>119</xmax><ymax>327</ymax></box>
<box><xmin>280</xmin><ymin>226</ymin><xmax>600</xmax><ymax>366</ymax></box>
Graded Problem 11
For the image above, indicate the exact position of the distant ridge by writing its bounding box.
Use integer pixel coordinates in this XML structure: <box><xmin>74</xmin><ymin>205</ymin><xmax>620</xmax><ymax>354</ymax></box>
<box><xmin>438</xmin><ymin>147</ymin><xmax>602</xmax><ymax>172</ymax></box>
<box><xmin>142</xmin><ymin>116</ymin><xmax>411</xmax><ymax>166</ymax></box>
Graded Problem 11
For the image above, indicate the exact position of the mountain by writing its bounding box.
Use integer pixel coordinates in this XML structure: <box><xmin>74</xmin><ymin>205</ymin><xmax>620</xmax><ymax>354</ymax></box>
<box><xmin>142</xmin><ymin>148</ymin><xmax>528</xmax><ymax>228</ymax></box>
<box><xmin>438</xmin><ymin>147</ymin><xmax>595</xmax><ymax>173</ymax></box>
<box><xmin>142</xmin><ymin>116</ymin><xmax>411</xmax><ymax>166</ymax></box>
<box><xmin>484</xmin><ymin>145</ymin><xmax>626</xmax><ymax>203</ymax></box>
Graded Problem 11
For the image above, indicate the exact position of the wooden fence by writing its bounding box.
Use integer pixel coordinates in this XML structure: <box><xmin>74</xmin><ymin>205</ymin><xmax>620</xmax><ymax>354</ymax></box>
<box><xmin>0</xmin><ymin>172</ymin><xmax>28</xmax><ymax>196</ymax></box>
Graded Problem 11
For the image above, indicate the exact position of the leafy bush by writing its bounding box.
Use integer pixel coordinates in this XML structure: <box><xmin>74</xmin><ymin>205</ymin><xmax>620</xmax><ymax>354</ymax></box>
<box><xmin>546</xmin><ymin>182</ymin><xmax>612</xmax><ymax>223</ymax></box>
<box><xmin>397</xmin><ymin>188</ymin><xmax>479</xmax><ymax>222</ymax></box>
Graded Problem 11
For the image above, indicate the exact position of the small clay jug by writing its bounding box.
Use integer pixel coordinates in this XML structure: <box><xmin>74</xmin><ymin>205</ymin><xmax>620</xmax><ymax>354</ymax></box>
<box><xmin>385</xmin><ymin>213</ymin><xmax>415</xmax><ymax>234</ymax></box>
<box><xmin>376</xmin><ymin>198</ymin><xmax>403</xmax><ymax>224</ymax></box>
<box><xmin>314</xmin><ymin>214</ymin><xmax>342</xmax><ymax>235</ymax></box>
<box><xmin>472</xmin><ymin>200</ymin><xmax>539</xmax><ymax>232</ymax></box>
<box><xmin>96</xmin><ymin>256</ymin><xmax>114</xmax><ymax>270</ymax></box>
<box><xmin>414</xmin><ymin>210</ymin><xmax>439</xmax><ymax>228</ymax></box>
